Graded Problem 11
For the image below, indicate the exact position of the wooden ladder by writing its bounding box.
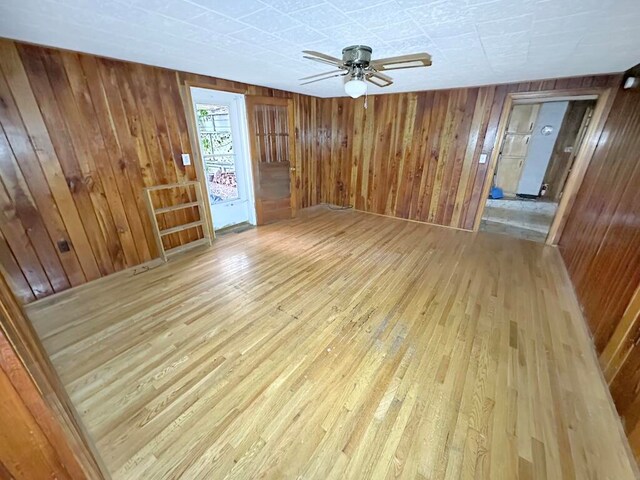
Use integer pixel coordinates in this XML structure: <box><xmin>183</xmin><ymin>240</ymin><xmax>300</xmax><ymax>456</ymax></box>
<box><xmin>144</xmin><ymin>181</ymin><xmax>213</xmax><ymax>262</ymax></box>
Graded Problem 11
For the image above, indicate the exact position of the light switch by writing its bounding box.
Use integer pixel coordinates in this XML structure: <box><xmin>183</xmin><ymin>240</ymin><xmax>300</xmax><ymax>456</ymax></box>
<box><xmin>479</xmin><ymin>153</ymin><xmax>488</xmax><ymax>164</ymax></box>
<box><xmin>181</xmin><ymin>153</ymin><xmax>191</xmax><ymax>166</ymax></box>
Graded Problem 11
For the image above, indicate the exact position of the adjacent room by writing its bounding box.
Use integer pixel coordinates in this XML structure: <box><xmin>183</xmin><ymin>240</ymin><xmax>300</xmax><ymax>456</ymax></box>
<box><xmin>479</xmin><ymin>97</ymin><xmax>597</xmax><ymax>242</ymax></box>
<box><xmin>0</xmin><ymin>1</ymin><xmax>639</xmax><ymax>479</ymax></box>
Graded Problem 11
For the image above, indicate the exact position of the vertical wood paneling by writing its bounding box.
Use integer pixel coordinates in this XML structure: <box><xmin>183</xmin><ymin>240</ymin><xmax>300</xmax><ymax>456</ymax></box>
<box><xmin>315</xmin><ymin>75</ymin><xmax>618</xmax><ymax>229</ymax></box>
<box><xmin>0</xmin><ymin>77</ymin><xmax>81</xmax><ymax>290</ymax></box>
<box><xmin>0</xmin><ymin>42</ymin><xmax>101</xmax><ymax>285</ymax></box>
<box><xmin>0</xmin><ymin>346</ymin><xmax>73</xmax><ymax>480</ymax></box>
<box><xmin>0</xmin><ymin>230</ymin><xmax>33</xmax><ymax>302</ymax></box>
<box><xmin>0</xmin><ymin>39</ymin><xmax>308</xmax><ymax>303</ymax></box>
<box><xmin>19</xmin><ymin>44</ymin><xmax>117</xmax><ymax>277</ymax></box>
<box><xmin>560</xmin><ymin>85</ymin><xmax>640</xmax><ymax>351</ymax></box>
<box><xmin>0</xmin><ymin>268</ymin><xmax>105</xmax><ymax>478</ymax></box>
<box><xmin>558</xmin><ymin>83</ymin><xmax>640</xmax><ymax>459</ymax></box>
<box><xmin>79</xmin><ymin>55</ymin><xmax>149</xmax><ymax>264</ymax></box>
<box><xmin>0</xmin><ymin>81</ymin><xmax>69</xmax><ymax>293</ymax></box>
<box><xmin>293</xmin><ymin>94</ymin><xmax>325</xmax><ymax>209</ymax></box>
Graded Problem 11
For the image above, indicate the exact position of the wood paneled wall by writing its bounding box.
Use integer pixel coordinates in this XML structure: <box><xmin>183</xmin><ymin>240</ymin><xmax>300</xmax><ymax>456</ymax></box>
<box><xmin>560</xmin><ymin>85</ymin><xmax>640</xmax><ymax>351</ymax></box>
<box><xmin>558</xmin><ymin>82</ymin><xmax>640</xmax><ymax>459</ymax></box>
<box><xmin>0</xmin><ymin>39</ymin><xmax>309</xmax><ymax>304</ymax></box>
<box><xmin>0</xmin><ymin>265</ymin><xmax>102</xmax><ymax>478</ymax></box>
<box><xmin>0</xmin><ymin>328</ymin><xmax>87</xmax><ymax>479</ymax></box>
<box><xmin>0</xmin><ymin>245</ymin><xmax>106</xmax><ymax>477</ymax></box>
<box><xmin>314</xmin><ymin>75</ymin><xmax>618</xmax><ymax>229</ymax></box>
<box><xmin>293</xmin><ymin>94</ymin><xmax>323</xmax><ymax>209</ymax></box>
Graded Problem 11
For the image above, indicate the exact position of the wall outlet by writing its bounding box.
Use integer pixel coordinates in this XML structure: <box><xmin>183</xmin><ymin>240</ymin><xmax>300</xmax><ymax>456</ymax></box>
<box><xmin>479</xmin><ymin>153</ymin><xmax>488</xmax><ymax>164</ymax></box>
<box><xmin>181</xmin><ymin>153</ymin><xmax>191</xmax><ymax>166</ymax></box>
<box><xmin>57</xmin><ymin>240</ymin><xmax>71</xmax><ymax>253</ymax></box>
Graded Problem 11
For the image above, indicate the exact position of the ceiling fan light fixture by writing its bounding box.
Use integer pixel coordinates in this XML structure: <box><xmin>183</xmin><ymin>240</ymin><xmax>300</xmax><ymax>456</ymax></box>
<box><xmin>344</xmin><ymin>78</ymin><xmax>367</xmax><ymax>98</ymax></box>
<box><xmin>301</xmin><ymin>46</ymin><xmax>431</xmax><ymax>99</ymax></box>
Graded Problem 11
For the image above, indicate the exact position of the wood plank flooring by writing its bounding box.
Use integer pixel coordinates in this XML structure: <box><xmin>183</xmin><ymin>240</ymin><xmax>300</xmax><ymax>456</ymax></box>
<box><xmin>26</xmin><ymin>206</ymin><xmax>637</xmax><ymax>479</ymax></box>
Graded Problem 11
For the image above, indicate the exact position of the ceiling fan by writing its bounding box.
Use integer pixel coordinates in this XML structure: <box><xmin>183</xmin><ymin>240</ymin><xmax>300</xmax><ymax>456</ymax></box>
<box><xmin>300</xmin><ymin>45</ymin><xmax>432</xmax><ymax>98</ymax></box>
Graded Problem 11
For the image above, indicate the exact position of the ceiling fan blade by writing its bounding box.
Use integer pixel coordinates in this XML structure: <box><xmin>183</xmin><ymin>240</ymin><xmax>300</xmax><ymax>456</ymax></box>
<box><xmin>302</xmin><ymin>50</ymin><xmax>343</xmax><ymax>65</ymax></box>
<box><xmin>300</xmin><ymin>72</ymin><xmax>348</xmax><ymax>85</ymax></box>
<box><xmin>366</xmin><ymin>71</ymin><xmax>394</xmax><ymax>87</ymax></box>
<box><xmin>370</xmin><ymin>53</ymin><xmax>432</xmax><ymax>71</ymax></box>
<box><xmin>299</xmin><ymin>69</ymin><xmax>345</xmax><ymax>81</ymax></box>
<box><xmin>303</xmin><ymin>55</ymin><xmax>345</xmax><ymax>68</ymax></box>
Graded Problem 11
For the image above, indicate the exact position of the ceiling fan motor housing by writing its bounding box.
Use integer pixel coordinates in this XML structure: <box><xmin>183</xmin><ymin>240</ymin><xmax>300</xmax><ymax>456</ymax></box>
<box><xmin>342</xmin><ymin>45</ymin><xmax>372</xmax><ymax>68</ymax></box>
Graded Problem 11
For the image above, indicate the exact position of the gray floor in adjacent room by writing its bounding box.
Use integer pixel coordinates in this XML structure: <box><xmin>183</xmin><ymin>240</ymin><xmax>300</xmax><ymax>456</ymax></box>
<box><xmin>480</xmin><ymin>198</ymin><xmax>558</xmax><ymax>243</ymax></box>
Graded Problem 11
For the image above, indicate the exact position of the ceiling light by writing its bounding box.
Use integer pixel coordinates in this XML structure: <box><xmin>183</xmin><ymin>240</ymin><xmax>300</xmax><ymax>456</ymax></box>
<box><xmin>344</xmin><ymin>78</ymin><xmax>367</xmax><ymax>98</ymax></box>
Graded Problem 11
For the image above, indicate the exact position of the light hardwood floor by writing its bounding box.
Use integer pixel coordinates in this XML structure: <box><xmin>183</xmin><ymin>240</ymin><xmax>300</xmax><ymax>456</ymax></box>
<box><xmin>26</xmin><ymin>206</ymin><xmax>637</xmax><ymax>479</ymax></box>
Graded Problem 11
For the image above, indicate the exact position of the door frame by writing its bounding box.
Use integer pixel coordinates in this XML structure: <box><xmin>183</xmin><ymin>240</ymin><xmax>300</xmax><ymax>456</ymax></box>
<box><xmin>188</xmin><ymin>87</ymin><xmax>257</xmax><ymax>229</ymax></box>
<box><xmin>179</xmin><ymin>80</ymin><xmax>257</xmax><ymax>240</ymax></box>
<box><xmin>179</xmin><ymin>83</ymin><xmax>216</xmax><ymax>241</ymax></box>
<box><xmin>473</xmin><ymin>86</ymin><xmax>617</xmax><ymax>245</ymax></box>
<box><xmin>244</xmin><ymin>96</ymin><xmax>297</xmax><ymax>225</ymax></box>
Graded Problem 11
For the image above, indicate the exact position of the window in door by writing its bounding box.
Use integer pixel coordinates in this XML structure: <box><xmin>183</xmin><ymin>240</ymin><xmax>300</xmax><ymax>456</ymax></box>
<box><xmin>195</xmin><ymin>103</ymin><xmax>239</xmax><ymax>204</ymax></box>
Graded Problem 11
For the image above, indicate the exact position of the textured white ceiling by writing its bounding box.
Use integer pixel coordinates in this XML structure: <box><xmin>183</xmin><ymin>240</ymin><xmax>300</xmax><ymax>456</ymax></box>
<box><xmin>1</xmin><ymin>0</ymin><xmax>639</xmax><ymax>97</ymax></box>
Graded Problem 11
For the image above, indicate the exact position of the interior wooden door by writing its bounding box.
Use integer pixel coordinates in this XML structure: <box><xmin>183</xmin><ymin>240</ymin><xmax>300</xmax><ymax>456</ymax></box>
<box><xmin>245</xmin><ymin>96</ymin><xmax>296</xmax><ymax>225</ymax></box>
<box><xmin>495</xmin><ymin>103</ymin><xmax>540</xmax><ymax>196</ymax></box>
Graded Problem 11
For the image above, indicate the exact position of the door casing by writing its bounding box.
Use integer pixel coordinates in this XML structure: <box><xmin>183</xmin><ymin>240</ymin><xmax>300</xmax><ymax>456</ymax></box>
<box><xmin>190</xmin><ymin>87</ymin><xmax>256</xmax><ymax>230</ymax></box>
<box><xmin>473</xmin><ymin>87</ymin><xmax>616</xmax><ymax>245</ymax></box>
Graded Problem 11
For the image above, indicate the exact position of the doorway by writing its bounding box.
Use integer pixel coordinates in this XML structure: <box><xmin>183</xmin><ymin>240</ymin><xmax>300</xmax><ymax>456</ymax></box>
<box><xmin>190</xmin><ymin>87</ymin><xmax>256</xmax><ymax>230</ymax></box>
<box><xmin>480</xmin><ymin>97</ymin><xmax>596</xmax><ymax>243</ymax></box>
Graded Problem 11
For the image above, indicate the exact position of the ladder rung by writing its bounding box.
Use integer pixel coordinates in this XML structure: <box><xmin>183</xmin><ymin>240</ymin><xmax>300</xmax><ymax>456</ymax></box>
<box><xmin>146</xmin><ymin>181</ymin><xmax>199</xmax><ymax>191</ymax></box>
<box><xmin>155</xmin><ymin>201</ymin><xmax>200</xmax><ymax>214</ymax></box>
<box><xmin>165</xmin><ymin>238</ymin><xmax>210</xmax><ymax>256</ymax></box>
<box><xmin>159</xmin><ymin>220</ymin><xmax>204</xmax><ymax>236</ymax></box>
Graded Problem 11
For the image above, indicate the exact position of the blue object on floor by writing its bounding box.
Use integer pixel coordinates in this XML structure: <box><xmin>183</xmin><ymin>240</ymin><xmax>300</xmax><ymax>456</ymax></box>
<box><xmin>490</xmin><ymin>187</ymin><xmax>504</xmax><ymax>199</ymax></box>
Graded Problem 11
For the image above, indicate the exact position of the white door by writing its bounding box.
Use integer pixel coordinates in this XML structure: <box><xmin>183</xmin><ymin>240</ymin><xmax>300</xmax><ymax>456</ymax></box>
<box><xmin>191</xmin><ymin>88</ymin><xmax>255</xmax><ymax>230</ymax></box>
